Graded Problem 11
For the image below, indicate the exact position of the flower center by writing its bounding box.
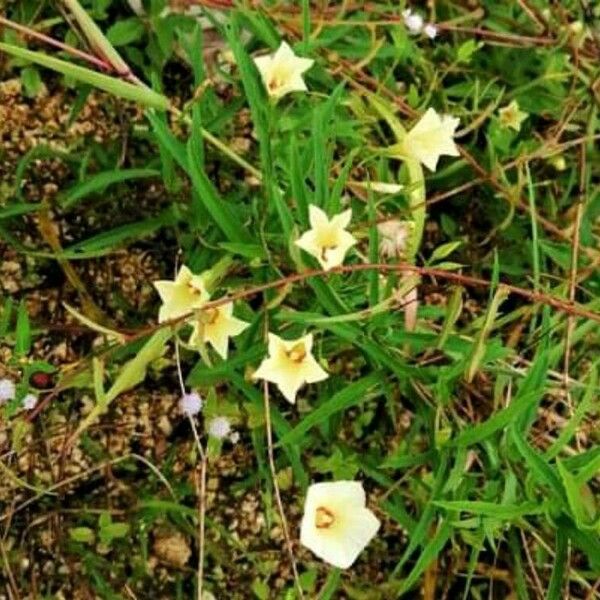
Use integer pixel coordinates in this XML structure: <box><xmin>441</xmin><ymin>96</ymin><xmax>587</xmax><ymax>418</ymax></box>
<box><xmin>320</xmin><ymin>244</ymin><xmax>338</xmax><ymax>262</ymax></box>
<box><xmin>202</xmin><ymin>307</ymin><xmax>219</xmax><ymax>324</ymax></box>
<box><xmin>286</xmin><ymin>342</ymin><xmax>306</xmax><ymax>363</ymax></box>
<box><xmin>315</xmin><ymin>506</ymin><xmax>335</xmax><ymax>529</ymax></box>
<box><xmin>187</xmin><ymin>283</ymin><xmax>203</xmax><ymax>296</ymax></box>
<box><xmin>268</xmin><ymin>65</ymin><xmax>289</xmax><ymax>92</ymax></box>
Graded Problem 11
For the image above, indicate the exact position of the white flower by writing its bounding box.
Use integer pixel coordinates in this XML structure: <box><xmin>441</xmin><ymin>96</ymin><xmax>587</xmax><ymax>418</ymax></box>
<box><xmin>498</xmin><ymin>100</ymin><xmax>528</xmax><ymax>132</ymax></box>
<box><xmin>207</xmin><ymin>416</ymin><xmax>232</xmax><ymax>439</ymax></box>
<box><xmin>424</xmin><ymin>24</ymin><xmax>438</xmax><ymax>39</ymax></box>
<box><xmin>254</xmin><ymin>41</ymin><xmax>314</xmax><ymax>100</ymax></box>
<box><xmin>295</xmin><ymin>205</ymin><xmax>357</xmax><ymax>271</ymax></box>
<box><xmin>22</xmin><ymin>393</ymin><xmax>38</xmax><ymax>411</ymax></box>
<box><xmin>403</xmin><ymin>9</ymin><xmax>424</xmax><ymax>34</ymax></box>
<box><xmin>179</xmin><ymin>391</ymin><xmax>203</xmax><ymax>417</ymax></box>
<box><xmin>0</xmin><ymin>378</ymin><xmax>15</xmax><ymax>404</ymax></box>
<box><xmin>377</xmin><ymin>220</ymin><xmax>412</xmax><ymax>259</ymax></box>
<box><xmin>153</xmin><ymin>265</ymin><xmax>209</xmax><ymax>323</ymax></box>
<box><xmin>300</xmin><ymin>481</ymin><xmax>380</xmax><ymax>569</ymax></box>
<box><xmin>252</xmin><ymin>333</ymin><xmax>328</xmax><ymax>404</ymax></box>
<box><xmin>189</xmin><ymin>303</ymin><xmax>249</xmax><ymax>359</ymax></box>
<box><xmin>397</xmin><ymin>108</ymin><xmax>460</xmax><ymax>171</ymax></box>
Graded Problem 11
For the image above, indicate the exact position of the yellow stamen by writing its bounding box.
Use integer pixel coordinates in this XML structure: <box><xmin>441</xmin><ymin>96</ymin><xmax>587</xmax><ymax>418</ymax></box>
<box><xmin>287</xmin><ymin>342</ymin><xmax>306</xmax><ymax>363</ymax></box>
<box><xmin>202</xmin><ymin>307</ymin><xmax>219</xmax><ymax>324</ymax></box>
<box><xmin>315</xmin><ymin>506</ymin><xmax>335</xmax><ymax>529</ymax></box>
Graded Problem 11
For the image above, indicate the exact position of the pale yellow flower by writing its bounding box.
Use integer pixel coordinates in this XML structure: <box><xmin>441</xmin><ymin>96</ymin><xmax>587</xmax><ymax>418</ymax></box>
<box><xmin>254</xmin><ymin>41</ymin><xmax>314</xmax><ymax>100</ymax></box>
<box><xmin>189</xmin><ymin>302</ymin><xmax>249</xmax><ymax>359</ymax></box>
<box><xmin>153</xmin><ymin>265</ymin><xmax>209</xmax><ymax>323</ymax></box>
<box><xmin>252</xmin><ymin>333</ymin><xmax>328</xmax><ymax>403</ymax></box>
<box><xmin>498</xmin><ymin>100</ymin><xmax>528</xmax><ymax>132</ymax></box>
<box><xmin>300</xmin><ymin>481</ymin><xmax>380</xmax><ymax>569</ymax></box>
<box><xmin>295</xmin><ymin>205</ymin><xmax>357</xmax><ymax>271</ymax></box>
<box><xmin>399</xmin><ymin>108</ymin><xmax>460</xmax><ymax>171</ymax></box>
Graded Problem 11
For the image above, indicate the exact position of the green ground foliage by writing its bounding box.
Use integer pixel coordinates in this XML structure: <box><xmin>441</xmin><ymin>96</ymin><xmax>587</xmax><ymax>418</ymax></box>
<box><xmin>1</xmin><ymin>0</ymin><xmax>600</xmax><ymax>598</ymax></box>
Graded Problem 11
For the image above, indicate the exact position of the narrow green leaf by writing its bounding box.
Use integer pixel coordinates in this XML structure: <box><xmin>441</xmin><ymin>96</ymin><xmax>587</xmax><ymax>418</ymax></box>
<box><xmin>72</xmin><ymin>329</ymin><xmax>171</xmax><ymax>443</ymax></box>
<box><xmin>0</xmin><ymin>43</ymin><xmax>169</xmax><ymax>110</ymax></box>
<box><xmin>465</xmin><ymin>286</ymin><xmax>508</xmax><ymax>382</ymax></box>
<box><xmin>398</xmin><ymin>520</ymin><xmax>453</xmax><ymax>595</ymax></box>
<box><xmin>317</xmin><ymin>568</ymin><xmax>341</xmax><ymax>600</ymax></box>
<box><xmin>546</xmin><ymin>529</ymin><xmax>568</xmax><ymax>600</ymax></box>
<box><xmin>62</xmin><ymin>212</ymin><xmax>171</xmax><ymax>256</ymax></box>
<box><xmin>15</xmin><ymin>300</ymin><xmax>31</xmax><ymax>356</ymax></box>
<box><xmin>557</xmin><ymin>459</ymin><xmax>593</xmax><ymax>528</ymax></box>
<box><xmin>62</xmin><ymin>168</ymin><xmax>159</xmax><ymax>209</ymax></box>
<box><xmin>289</xmin><ymin>134</ymin><xmax>310</xmax><ymax>228</ymax></box>
<box><xmin>0</xmin><ymin>298</ymin><xmax>14</xmax><ymax>338</ymax></box>
<box><xmin>61</xmin><ymin>0</ymin><xmax>131</xmax><ymax>73</ymax></box>
<box><xmin>278</xmin><ymin>373</ymin><xmax>382</xmax><ymax>445</ymax></box>
<box><xmin>0</xmin><ymin>203</ymin><xmax>40</xmax><ymax>220</ymax></box>
<box><xmin>186</xmin><ymin>140</ymin><xmax>251</xmax><ymax>243</ymax></box>
<box><xmin>510</xmin><ymin>428</ymin><xmax>564</xmax><ymax>501</ymax></box>
<box><xmin>434</xmin><ymin>500</ymin><xmax>548</xmax><ymax>519</ymax></box>
<box><xmin>394</xmin><ymin>454</ymin><xmax>449</xmax><ymax>574</ymax></box>
<box><xmin>453</xmin><ymin>388</ymin><xmax>544</xmax><ymax>447</ymax></box>
<box><xmin>147</xmin><ymin>112</ymin><xmax>189</xmax><ymax>172</ymax></box>
<box><xmin>545</xmin><ymin>368</ymin><xmax>597</xmax><ymax>459</ymax></box>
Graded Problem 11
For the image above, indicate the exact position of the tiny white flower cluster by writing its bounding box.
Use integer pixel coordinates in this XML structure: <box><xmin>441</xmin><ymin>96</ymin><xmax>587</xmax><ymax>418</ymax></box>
<box><xmin>0</xmin><ymin>377</ymin><xmax>38</xmax><ymax>411</ymax></box>
<box><xmin>179</xmin><ymin>391</ymin><xmax>203</xmax><ymax>417</ymax></box>
<box><xmin>0</xmin><ymin>378</ymin><xmax>16</xmax><ymax>404</ymax></box>
<box><xmin>179</xmin><ymin>391</ymin><xmax>238</xmax><ymax>443</ymax></box>
<box><xmin>402</xmin><ymin>8</ymin><xmax>438</xmax><ymax>39</ymax></box>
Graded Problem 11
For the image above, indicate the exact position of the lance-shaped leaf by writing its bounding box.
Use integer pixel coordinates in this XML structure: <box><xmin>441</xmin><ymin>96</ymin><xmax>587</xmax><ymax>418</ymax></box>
<box><xmin>61</xmin><ymin>0</ymin><xmax>131</xmax><ymax>75</ymax></box>
<box><xmin>0</xmin><ymin>43</ymin><xmax>169</xmax><ymax>110</ymax></box>
<box><xmin>70</xmin><ymin>328</ymin><xmax>171</xmax><ymax>444</ymax></box>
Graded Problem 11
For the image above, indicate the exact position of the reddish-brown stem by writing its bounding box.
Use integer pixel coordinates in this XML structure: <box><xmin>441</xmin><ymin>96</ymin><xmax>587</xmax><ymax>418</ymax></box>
<box><xmin>0</xmin><ymin>16</ymin><xmax>112</xmax><ymax>71</ymax></box>
<box><xmin>25</xmin><ymin>261</ymin><xmax>600</xmax><ymax>423</ymax></box>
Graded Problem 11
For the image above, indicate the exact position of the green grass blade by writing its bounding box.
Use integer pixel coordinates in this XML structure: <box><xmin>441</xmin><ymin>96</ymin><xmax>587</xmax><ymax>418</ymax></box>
<box><xmin>61</xmin><ymin>0</ymin><xmax>131</xmax><ymax>74</ymax></box>
<box><xmin>277</xmin><ymin>372</ymin><xmax>383</xmax><ymax>445</ymax></box>
<box><xmin>0</xmin><ymin>43</ymin><xmax>169</xmax><ymax>110</ymax></box>
<box><xmin>61</xmin><ymin>168</ymin><xmax>160</xmax><ymax>209</ymax></box>
<box><xmin>434</xmin><ymin>500</ymin><xmax>548</xmax><ymax>519</ymax></box>
<box><xmin>398</xmin><ymin>519</ymin><xmax>453</xmax><ymax>595</ymax></box>
<box><xmin>546</xmin><ymin>529</ymin><xmax>568</xmax><ymax>600</ymax></box>
<box><xmin>186</xmin><ymin>138</ymin><xmax>252</xmax><ymax>243</ymax></box>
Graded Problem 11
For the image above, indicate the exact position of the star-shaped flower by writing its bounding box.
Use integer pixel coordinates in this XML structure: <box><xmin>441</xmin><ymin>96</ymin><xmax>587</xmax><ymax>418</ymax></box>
<box><xmin>188</xmin><ymin>303</ymin><xmax>249</xmax><ymax>359</ymax></box>
<box><xmin>153</xmin><ymin>265</ymin><xmax>209</xmax><ymax>323</ymax></box>
<box><xmin>498</xmin><ymin>100</ymin><xmax>528</xmax><ymax>132</ymax></box>
<box><xmin>295</xmin><ymin>205</ymin><xmax>357</xmax><ymax>271</ymax></box>
<box><xmin>252</xmin><ymin>333</ymin><xmax>328</xmax><ymax>403</ymax></box>
<box><xmin>395</xmin><ymin>107</ymin><xmax>460</xmax><ymax>171</ymax></box>
<box><xmin>254</xmin><ymin>41</ymin><xmax>314</xmax><ymax>100</ymax></box>
<box><xmin>300</xmin><ymin>481</ymin><xmax>381</xmax><ymax>569</ymax></box>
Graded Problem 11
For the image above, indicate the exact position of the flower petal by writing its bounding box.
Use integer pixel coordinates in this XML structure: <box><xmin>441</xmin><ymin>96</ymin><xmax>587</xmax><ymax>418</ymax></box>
<box><xmin>331</xmin><ymin>208</ymin><xmax>352</xmax><ymax>230</ymax></box>
<box><xmin>307</xmin><ymin>204</ymin><xmax>329</xmax><ymax>229</ymax></box>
